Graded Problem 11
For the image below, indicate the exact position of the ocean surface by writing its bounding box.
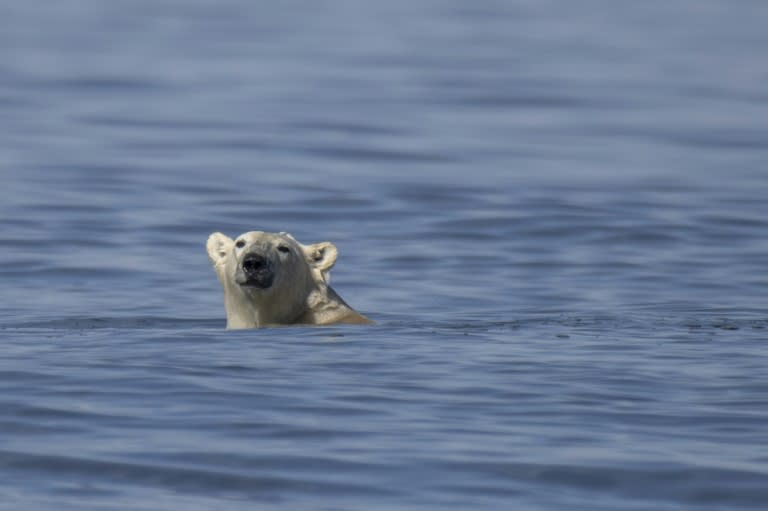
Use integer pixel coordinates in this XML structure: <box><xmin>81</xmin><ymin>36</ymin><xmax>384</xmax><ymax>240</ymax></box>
<box><xmin>2</xmin><ymin>1</ymin><xmax>768</xmax><ymax>509</ymax></box>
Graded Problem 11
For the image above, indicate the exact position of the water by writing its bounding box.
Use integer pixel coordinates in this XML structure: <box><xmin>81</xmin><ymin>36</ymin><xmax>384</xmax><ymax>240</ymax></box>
<box><xmin>2</xmin><ymin>1</ymin><xmax>768</xmax><ymax>509</ymax></box>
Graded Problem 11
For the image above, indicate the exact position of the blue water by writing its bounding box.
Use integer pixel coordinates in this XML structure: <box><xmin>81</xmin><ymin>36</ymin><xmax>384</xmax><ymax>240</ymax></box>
<box><xmin>2</xmin><ymin>1</ymin><xmax>768</xmax><ymax>509</ymax></box>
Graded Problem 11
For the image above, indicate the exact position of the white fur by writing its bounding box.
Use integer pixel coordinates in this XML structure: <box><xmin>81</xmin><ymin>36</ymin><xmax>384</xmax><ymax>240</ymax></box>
<box><xmin>207</xmin><ymin>231</ymin><xmax>371</xmax><ymax>329</ymax></box>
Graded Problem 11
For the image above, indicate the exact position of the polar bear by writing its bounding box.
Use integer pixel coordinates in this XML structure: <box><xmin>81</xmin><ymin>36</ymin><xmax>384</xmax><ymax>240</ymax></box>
<box><xmin>206</xmin><ymin>230</ymin><xmax>372</xmax><ymax>329</ymax></box>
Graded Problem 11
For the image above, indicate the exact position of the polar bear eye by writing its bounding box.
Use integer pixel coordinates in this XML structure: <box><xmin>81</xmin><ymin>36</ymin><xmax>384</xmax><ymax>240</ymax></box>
<box><xmin>235</xmin><ymin>240</ymin><xmax>246</xmax><ymax>249</ymax></box>
<box><xmin>277</xmin><ymin>245</ymin><xmax>291</xmax><ymax>254</ymax></box>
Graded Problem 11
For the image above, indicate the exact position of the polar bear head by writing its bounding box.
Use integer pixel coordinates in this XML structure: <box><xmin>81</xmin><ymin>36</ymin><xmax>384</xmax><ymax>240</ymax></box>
<box><xmin>207</xmin><ymin>231</ymin><xmax>344</xmax><ymax>328</ymax></box>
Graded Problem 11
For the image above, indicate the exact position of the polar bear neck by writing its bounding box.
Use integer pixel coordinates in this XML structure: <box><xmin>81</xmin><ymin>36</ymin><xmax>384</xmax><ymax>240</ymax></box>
<box><xmin>222</xmin><ymin>276</ymin><xmax>356</xmax><ymax>329</ymax></box>
<box><xmin>298</xmin><ymin>285</ymin><xmax>360</xmax><ymax>325</ymax></box>
<box><xmin>222</xmin><ymin>277</ymin><xmax>308</xmax><ymax>328</ymax></box>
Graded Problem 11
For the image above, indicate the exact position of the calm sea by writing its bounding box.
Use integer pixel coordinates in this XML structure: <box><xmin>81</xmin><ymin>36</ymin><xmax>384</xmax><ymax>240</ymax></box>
<box><xmin>1</xmin><ymin>1</ymin><xmax>767</xmax><ymax>509</ymax></box>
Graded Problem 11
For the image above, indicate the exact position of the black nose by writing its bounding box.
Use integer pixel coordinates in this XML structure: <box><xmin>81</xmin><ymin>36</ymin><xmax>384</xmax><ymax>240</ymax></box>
<box><xmin>242</xmin><ymin>254</ymin><xmax>267</xmax><ymax>275</ymax></box>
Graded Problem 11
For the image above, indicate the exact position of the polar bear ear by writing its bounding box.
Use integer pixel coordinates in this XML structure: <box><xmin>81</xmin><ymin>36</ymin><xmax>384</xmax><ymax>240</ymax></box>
<box><xmin>207</xmin><ymin>232</ymin><xmax>234</xmax><ymax>266</ymax></box>
<box><xmin>305</xmin><ymin>241</ymin><xmax>338</xmax><ymax>272</ymax></box>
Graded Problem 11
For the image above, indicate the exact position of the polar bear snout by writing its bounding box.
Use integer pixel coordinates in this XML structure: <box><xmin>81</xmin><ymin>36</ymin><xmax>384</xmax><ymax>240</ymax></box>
<box><xmin>235</xmin><ymin>252</ymin><xmax>275</xmax><ymax>289</ymax></box>
<box><xmin>243</xmin><ymin>253</ymin><xmax>267</xmax><ymax>273</ymax></box>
